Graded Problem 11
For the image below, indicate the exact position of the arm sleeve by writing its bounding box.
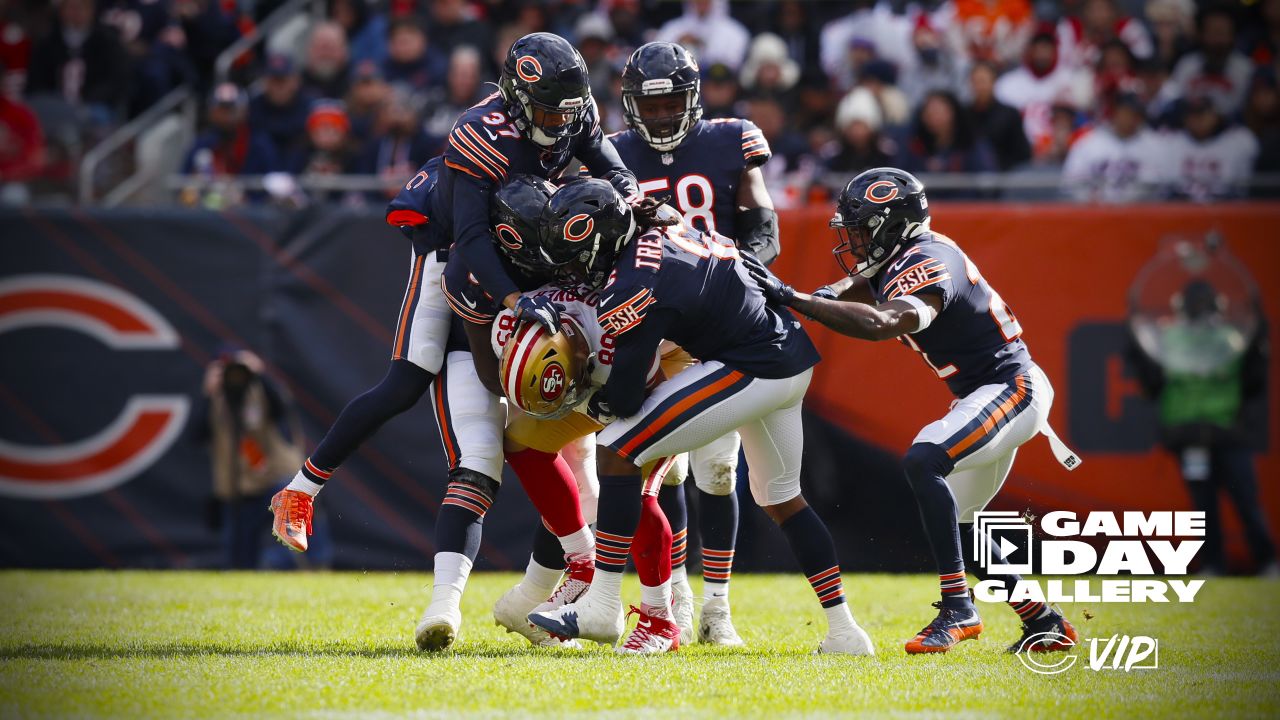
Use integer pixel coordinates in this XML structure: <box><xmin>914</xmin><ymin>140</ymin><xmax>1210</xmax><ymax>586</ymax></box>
<box><xmin>601</xmin><ymin>308</ymin><xmax>675</xmax><ymax>419</ymax></box>
<box><xmin>739</xmin><ymin>120</ymin><xmax>772</xmax><ymax>169</ymax></box>
<box><xmin>449</xmin><ymin>166</ymin><xmax>520</xmax><ymax>302</ymax></box>
<box><xmin>735</xmin><ymin>207</ymin><xmax>779</xmax><ymax>264</ymax></box>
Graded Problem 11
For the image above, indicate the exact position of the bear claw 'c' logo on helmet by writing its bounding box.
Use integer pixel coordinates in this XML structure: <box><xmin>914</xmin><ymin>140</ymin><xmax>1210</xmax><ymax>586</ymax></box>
<box><xmin>831</xmin><ymin>167</ymin><xmax>930</xmax><ymax>279</ymax></box>
<box><xmin>490</xmin><ymin>174</ymin><xmax>559</xmax><ymax>273</ymax></box>
<box><xmin>563</xmin><ymin>214</ymin><xmax>595</xmax><ymax>243</ymax></box>
<box><xmin>515</xmin><ymin>55</ymin><xmax>543</xmax><ymax>82</ymax></box>
<box><xmin>540</xmin><ymin>178</ymin><xmax>637</xmax><ymax>290</ymax></box>
<box><xmin>863</xmin><ymin>180</ymin><xmax>900</xmax><ymax>204</ymax></box>
<box><xmin>500</xmin><ymin>315</ymin><xmax>591</xmax><ymax>419</ymax></box>
<box><xmin>494</xmin><ymin>223</ymin><xmax>523</xmax><ymax>250</ymax></box>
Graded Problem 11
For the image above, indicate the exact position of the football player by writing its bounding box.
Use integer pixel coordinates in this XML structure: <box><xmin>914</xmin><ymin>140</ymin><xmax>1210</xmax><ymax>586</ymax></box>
<box><xmin>526</xmin><ymin>178</ymin><xmax>875</xmax><ymax>656</ymax></box>
<box><xmin>746</xmin><ymin>167</ymin><xmax>1082</xmax><ymax>655</ymax></box>
<box><xmin>605</xmin><ymin>41</ymin><xmax>781</xmax><ymax>645</ymax></box>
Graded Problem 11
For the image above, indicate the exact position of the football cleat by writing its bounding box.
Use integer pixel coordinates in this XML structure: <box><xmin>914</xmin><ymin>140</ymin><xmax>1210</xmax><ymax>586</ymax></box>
<box><xmin>697</xmin><ymin>601</ymin><xmax>743</xmax><ymax>646</ymax></box>
<box><xmin>268</xmin><ymin>489</ymin><xmax>313</xmax><ymax>553</ymax></box>
<box><xmin>1008</xmin><ymin>611</ymin><xmax>1079</xmax><ymax>654</ymax></box>
<box><xmin>817</xmin><ymin>623</ymin><xmax>876</xmax><ymax>656</ymax></box>
<box><xmin>616</xmin><ymin>606</ymin><xmax>681</xmax><ymax>655</ymax></box>
<box><xmin>671</xmin><ymin>576</ymin><xmax>695</xmax><ymax>645</ymax></box>
<box><xmin>530</xmin><ymin>555</ymin><xmax>594</xmax><ymax>615</ymax></box>
<box><xmin>904</xmin><ymin>602</ymin><xmax>983</xmax><ymax>654</ymax></box>
<box><xmin>414</xmin><ymin>606</ymin><xmax>462</xmax><ymax>652</ymax></box>
<box><xmin>493</xmin><ymin>582</ymin><xmax>581</xmax><ymax>648</ymax></box>
<box><xmin>528</xmin><ymin>589</ymin><xmax>625</xmax><ymax>645</ymax></box>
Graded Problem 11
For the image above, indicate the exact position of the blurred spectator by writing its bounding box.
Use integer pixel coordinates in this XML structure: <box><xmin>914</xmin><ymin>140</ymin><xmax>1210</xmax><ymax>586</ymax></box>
<box><xmin>574</xmin><ymin>13</ymin><xmax>617</xmax><ymax>107</ymax></box>
<box><xmin>382</xmin><ymin>17</ymin><xmax>446</xmax><ymax>98</ymax></box>
<box><xmin>859</xmin><ymin>59</ymin><xmax>911</xmax><ymax>130</ymax></box>
<box><xmin>1239</xmin><ymin>0</ymin><xmax>1280</xmax><ymax>67</ymax></box>
<box><xmin>700</xmin><ymin>62</ymin><xmax>740</xmax><ymax>119</ymax></box>
<box><xmin>295</xmin><ymin>100</ymin><xmax>358</xmax><ymax>182</ymax></box>
<box><xmin>27</xmin><ymin>0</ymin><xmax>131</xmax><ymax>125</ymax></box>
<box><xmin>193</xmin><ymin>349</ymin><xmax>304</xmax><ymax>570</ymax></box>
<box><xmin>1058</xmin><ymin>0</ymin><xmax>1153</xmax><ymax>70</ymax></box>
<box><xmin>1245</xmin><ymin>70</ymin><xmax>1280</xmax><ymax>179</ymax></box>
<box><xmin>130</xmin><ymin>23</ymin><xmax>197</xmax><ymax>116</ymax></box>
<box><xmin>426</xmin><ymin>0</ymin><xmax>493</xmax><ymax>70</ymax></box>
<box><xmin>1036</xmin><ymin>102</ymin><xmax>1090</xmax><ymax>166</ymax></box>
<box><xmin>899</xmin><ymin>15</ymin><xmax>966</xmax><ymax>108</ymax></box>
<box><xmin>745</xmin><ymin>93</ymin><xmax>815</xmax><ymax>207</ymax></box>
<box><xmin>183</xmin><ymin>83</ymin><xmax>277</xmax><ymax>176</ymax></box>
<box><xmin>604</xmin><ymin>0</ymin><xmax>646</xmax><ymax>57</ymax></box>
<box><xmin>1159</xmin><ymin>5</ymin><xmax>1252</xmax><ymax>117</ymax></box>
<box><xmin>996</xmin><ymin>24</ymin><xmax>1093</xmax><ymax>158</ymax></box>
<box><xmin>656</xmin><ymin>0</ymin><xmax>750</xmax><ymax>71</ymax></box>
<box><xmin>763</xmin><ymin>0</ymin><xmax>822</xmax><ymax>81</ymax></box>
<box><xmin>98</xmin><ymin>0</ymin><xmax>171</xmax><ymax>59</ymax></box>
<box><xmin>1094</xmin><ymin>38</ymin><xmax>1139</xmax><ymax>111</ymax></box>
<box><xmin>901</xmin><ymin>89</ymin><xmax>996</xmax><ymax>176</ymax></box>
<box><xmin>793</xmin><ymin>72</ymin><xmax>837</xmax><ymax>133</ymax></box>
<box><xmin>0</xmin><ymin>3</ymin><xmax>33</xmax><ymax>98</ymax></box>
<box><xmin>1144</xmin><ymin>0</ymin><xmax>1195</xmax><ymax>72</ymax></box>
<box><xmin>346</xmin><ymin>59</ymin><xmax>390</xmax><ymax>145</ymax></box>
<box><xmin>965</xmin><ymin>61</ymin><xmax>1031</xmax><ymax>171</ymax></box>
<box><xmin>357</xmin><ymin>87</ymin><xmax>433</xmax><ymax>193</ymax></box>
<box><xmin>820</xmin><ymin>1</ymin><xmax>909</xmax><ymax>92</ymax></box>
<box><xmin>421</xmin><ymin>45</ymin><xmax>485</xmax><ymax>149</ymax></box>
<box><xmin>1061</xmin><ymin>92</ymin><xmax>1165</xmax><ymax>202</ymax></box>
<box><xmin>941</xmin><ymin>0</ymin><xmax>1034</xmax><ymax>68</ymax></box>
<box><xmin>249</xmin><ymin>54</ymin><xmax>314</xmax><ymax>170</ymax></box>
<box><xmin>827</xmin><ymin>86</ymin><xmax>892</xmax><ymax>174</ymax></box>
<box><xmin>172</xmin><ymin>0</ymin><xmax>240</xmax><ymax>95</ymax></box>
<box><xmin>739</xmin><ymin>33</ymin><xmax>799</xmax><ymax>101</ymax></box>
<box><xmin>1165</xmin><ymin>95</ymin><xmax>1259</xmax><ymax>201</ymax></box>
<box><xmin>302</xmin><ymin>21</ymin><xmax>350</xmax><ymax>101</ymax></box>
<box><xmin>0</xmin><ymin>79</ymin><xmax>43</xmax><ymax>185</ymax></box>
<box><xmin>329</xmin><ymin>0</ymin><xmax>388</xmax><ymax>68</ymax></box>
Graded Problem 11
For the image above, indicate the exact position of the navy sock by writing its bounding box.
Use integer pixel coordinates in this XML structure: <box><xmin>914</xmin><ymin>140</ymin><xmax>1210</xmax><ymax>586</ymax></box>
<box><xmin>595</xmin><ymin>474</ymin><xmax>642</xmax><ymax>573</ymax></box>
<box><xmin>779</xmin><ymin>506</ymin><xmax>847</xmax><ymax>608</ymax></box>
<box><xmin>435</xmin><ymin>471</ymin><xmax>497</xmax><ymax>562</ymax></box>
<box><xmin>961</xmin><ymin>522</ymin><xmax>1046</xmax><ymax>621</ymax></box>
<box><xmin>902</xmin><ymin>442</ymin><xmax>971</xmax><ymax>609</ymax></box>
<box><xmin>698</xmin><ymin>489</ymin><xmax>737</xmax><ymax>585</ymax></box>
<box><xmin>531</xmin><ymin>521</ymin><xmax>563</xmax><ymax>570</ymax></box>
<box><xmin>657</xmin><ymin>483</ymin><xmax>688</xmax><ymax>571</ymax></box>
<box><xmin>305</xmin><ymin>360</ymin><xmax>434</xmax><ymax>484</ymax></box>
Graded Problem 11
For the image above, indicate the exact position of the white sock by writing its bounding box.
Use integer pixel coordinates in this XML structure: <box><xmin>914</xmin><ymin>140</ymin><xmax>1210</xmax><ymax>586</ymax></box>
<box><xmin>670</xmin><ymin>565</ymin><xmax>688</xmax><ymax>586</ymax></box>
<box><xmin>641</xmin><ymin>580</ymin><xmax>672</xmax><ymax>618</ymax></box>
<box><xmin>824</xmin><ymin>602</ymin><xmax>856</xmax><ymax>634</ymax></box>
<box><xmin>558</xmin><ymin>526</ymin><xmax>594</xmax><ymax>559</ymax></box>
<box><xmin>428</xmin><ymin>551</ymin><xmax>473</xmax><ymax>612</ymax></box>
<box><xmin>704</xmin><ymin>581</ymin><xmax>730</xmax><ymax>604</ymax></box>
<box><xmin>286</xmin><ymin>472</ymin><xmax>323</xmax><ymax>497</ymax></box>
<box><xmin>521</xmin><ymin>555</ymin><xmax>562</xmax><ymax>598</ymax></box>
<box><xmin>588</xmin><ymin>568</ymin><xmax>623</xmax><ymax>604</ymax></box>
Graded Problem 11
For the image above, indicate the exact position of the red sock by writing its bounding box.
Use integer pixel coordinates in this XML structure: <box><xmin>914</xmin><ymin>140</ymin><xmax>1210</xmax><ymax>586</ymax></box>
<box><xmin>630</xmin><ymin>494</ymin><xmax>672</xmax><ymax>587</ymax></box>
<box><xmin>506</xmin><ymin>448</ymin><xmax>584</xmax><ymax>537</ymax></box>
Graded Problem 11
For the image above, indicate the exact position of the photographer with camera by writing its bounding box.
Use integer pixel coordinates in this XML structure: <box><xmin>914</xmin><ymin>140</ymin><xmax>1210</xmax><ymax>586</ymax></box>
<box><xmin>192</xmin><ymin>348</ymin><xmax>307</xmax><ymax>569</ymax></box>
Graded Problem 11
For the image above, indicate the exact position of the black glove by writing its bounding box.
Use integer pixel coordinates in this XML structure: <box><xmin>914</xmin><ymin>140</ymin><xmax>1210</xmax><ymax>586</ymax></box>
<box><xmin>603</xmin><ymin>170</ymin><xmax>640</xmax><ymax>201</ymax></box>
<box><xmin>811</xmin><ymin>285</ymin><xmax>838</xmax><ymax>302</ymax></box>
<box><xmin>585</xmin><ymin>390</ymin><xmax>616</xmax><ymax>425</ymax></box>
<box><xmin>741</xmin><ymin>251</ymin><xmax>795</xmax><ymax>307</ymax></box>
<box><xmin>514</xmin><ymin>295</ymin><xmax>565</xmax><ymax>334</ymax></box>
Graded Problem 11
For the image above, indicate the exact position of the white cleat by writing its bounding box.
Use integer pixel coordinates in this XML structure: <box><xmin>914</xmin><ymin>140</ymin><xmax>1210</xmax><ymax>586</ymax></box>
<box><xmin>671</xmin><ymin>576</ymin><xmax>695</xmax><ymax>645</ymax></box>
<box><xmin>697</xmin><ymin>601</ymin><xmax>744</xmax><ymax>646</ymax></box>
<box><xmin>414</xmin><ymin>606</ymin><xmax>462</xmax><ymax>651</ymax></box>
<box><xmin>817</xmin><ymin>623</ymin><xmax>876</xmax><ymax>656</ymax></box>
<box><xmin>616</xmin><ymin>606</ymin><xmax>681</xmax><ymax>655</ymax></box>
<box><xmin>528</xmin><ymin>590</ymin><xmax>625</xmax><ymax>645</ymax></box>
<box><xmin>493</xmin><ymin>583</ymin><xmax>581</xmax><ymax>648</ymax></box>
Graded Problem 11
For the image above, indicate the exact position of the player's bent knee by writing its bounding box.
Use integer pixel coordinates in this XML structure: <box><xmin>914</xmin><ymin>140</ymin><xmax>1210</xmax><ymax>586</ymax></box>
<box><xmin>597</xmin><ymin>445</ymin><xmax>636</xmax><ymax>475</ymax></box>
<box><xmin>662</xmin><ymin>453</ymin><xmax>689</xmax><ymax>487</ymax></box>
<box><xmin>447</xmin><ymin>467</ymin><xmax>501</xmax><ymax>507</ymax></box>
<box><xmin>693</xmin><ymin>461</ymin><xmax>737</xmax><ymax>495</ymax></box>
<box><xmin>902</xmin><ymin>442</ymin><xmax>954</xmax><ymax>486</ymax></box>
<box><xmin>759</xmin><ymin>494</ymin><xmax>808</xmax><ymax>524</ymax></box>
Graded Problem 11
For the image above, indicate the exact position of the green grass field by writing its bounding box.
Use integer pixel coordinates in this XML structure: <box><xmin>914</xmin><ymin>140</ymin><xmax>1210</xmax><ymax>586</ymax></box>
<box><xmin>1</xmin><ymin>571</ymin><xmax>1276</xmax><ymax>719</ymax></box>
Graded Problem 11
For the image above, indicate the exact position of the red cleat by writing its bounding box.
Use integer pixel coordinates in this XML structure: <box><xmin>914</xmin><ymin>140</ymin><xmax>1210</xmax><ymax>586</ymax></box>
<box><xmin>269</xmin><ymin>489</ymin><xmax>313</xmax><ymax>553</ymax></box>
<box><xmin>616</xmin><ymin>605</ymin><xmax>681</xmax><ymax>655</ymax></box>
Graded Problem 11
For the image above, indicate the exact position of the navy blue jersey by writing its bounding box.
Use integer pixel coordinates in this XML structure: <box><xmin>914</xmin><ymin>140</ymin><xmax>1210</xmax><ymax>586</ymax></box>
<box><xmin>385</xmin><ymin>156</ymin><xmax>447</xmax><ymax>253</ymax></box>
<box><xmin>440</xmin><ymin>251</ymin><xmax>551</xmax><ymax>326</ymax></box>
<box><xmin>608</xmin><ymin>118</ymin><xmax>771</xmax><ymax>237</ymax></box>
<box><xmin>871</xmin><ymin>232</ymin><xmax>1033</xmax><ymax>397</ymax></box>
<box><xmin>600</xmin><ymin>224</ymin><xmax>818</xmax><ymax>415</ymax></box>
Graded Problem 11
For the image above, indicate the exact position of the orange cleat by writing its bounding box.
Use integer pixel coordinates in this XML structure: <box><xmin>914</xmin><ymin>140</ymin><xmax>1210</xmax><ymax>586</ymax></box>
<box><xmin>1009</xmin><ymin>612</ymin><xmax>1079</xmax><ymax>653</ymax></box>
<box><xmin>269</xmin><ymin>489</ymin><xmax>313</xmax><ymax>552</ymax></box>
<box><xmin>904</xmin><ymin>602</ymin><xmax>984</xmax><ymax>654</ymax></box>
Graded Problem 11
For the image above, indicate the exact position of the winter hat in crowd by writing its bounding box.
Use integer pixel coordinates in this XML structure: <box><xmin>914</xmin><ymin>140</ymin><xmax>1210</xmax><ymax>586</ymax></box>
<box><xmin>836</xmin><ymin>86</ymin><xmax>883</xmax><ymax>132</ymax></box>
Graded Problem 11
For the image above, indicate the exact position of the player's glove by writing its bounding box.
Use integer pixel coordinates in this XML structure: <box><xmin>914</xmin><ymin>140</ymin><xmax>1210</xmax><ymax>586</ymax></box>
<box><xmin>585</xmin><ymin>390</ymin><xmax>616</xmax><ymax>425</ymax></box>
<box><xmin>741</xmin><ymin>251</ymin><xmax>795</xmax><ymax>307</ymax></box>
<box><xmin>514</xmin><ymin>295</ymin><xmax>565</xmax><ymax>334</ymax></box>
<box><xmin>602</xmin><ymin>170</ymin><xmax>640</xmax><ymax>202</ymax></box>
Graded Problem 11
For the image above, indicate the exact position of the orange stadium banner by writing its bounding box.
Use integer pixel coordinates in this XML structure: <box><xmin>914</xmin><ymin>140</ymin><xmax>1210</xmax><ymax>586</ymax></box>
<box><xmin>773</xmin><ymin>202</ymin><xmax>1280</xmax><ymax>563</ymax></box>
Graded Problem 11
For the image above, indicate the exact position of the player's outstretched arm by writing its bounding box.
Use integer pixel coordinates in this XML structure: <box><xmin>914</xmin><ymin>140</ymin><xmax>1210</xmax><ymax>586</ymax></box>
<box><xmin>734</xmin><ymin>166</ymin><xmax>779</xmax><ymax>265</ymax></box>
<box><xmin>792</xmin><ymin>292</ymin><xmax>940</xmax><ymax>342</ymax></box>
<box><xmin>463</xmin><ymin>320</ymin><xmax>504</xmax><ymax>397</ymax></box>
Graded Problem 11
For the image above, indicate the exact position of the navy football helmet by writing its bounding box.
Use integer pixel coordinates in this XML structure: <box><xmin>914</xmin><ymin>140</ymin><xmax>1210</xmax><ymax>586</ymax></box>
<box><xmin>490</xmin><ymin>174</ymin><xmax>558</xmax><ymax>275</ymax></box>
<box><xmin>831</xmin><ymin>167</ymin><xmax>930</xmax><ymax>278</ymax></box>
<box><xmin>500</xmin><ymin>32</ymin><xmax>592</xmax><ymax>148</ymax></box>
<box><xmin>621</xmin><ymin>42</ymin><xmax>702</xmax><ymax>152</ymax></box>
<box><xmin>539</xmin><ymin>178</ymin><xmax>636</xmax><ymax>289</ymax></box>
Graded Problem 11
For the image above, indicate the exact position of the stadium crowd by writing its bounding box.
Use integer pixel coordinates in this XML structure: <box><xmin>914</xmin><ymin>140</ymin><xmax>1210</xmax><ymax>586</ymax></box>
<box><xmin>2</xmin><ymin>0</ymin><xmax>1279</xmax><ymax>204</ymax></box>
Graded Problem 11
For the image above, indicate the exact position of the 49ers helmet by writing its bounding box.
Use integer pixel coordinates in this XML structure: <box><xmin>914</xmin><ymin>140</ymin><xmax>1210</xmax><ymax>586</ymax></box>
<box><xmin>831</xmin><ymin>167</ymin><xmax>930</xmax><ymax>278</ymax></box>
<box><xmin>499</xmin><ymin>315</ymin><xmax>592</xmax><ymax>420</ymax></box>
<box><xmin>500</xmin><ymin>32</ymin><xmax>592</xmax><ymax>149</ymax></box>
